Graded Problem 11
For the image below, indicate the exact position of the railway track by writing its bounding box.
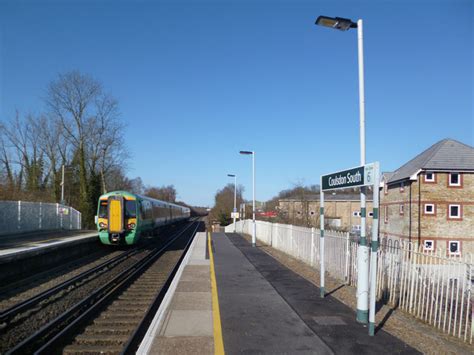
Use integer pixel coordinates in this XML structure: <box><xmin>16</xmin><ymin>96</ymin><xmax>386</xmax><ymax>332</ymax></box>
<box><xmin>1</xmin><ymin>219</ymin><xmax>202</xmax><ymax>354</ymax></box>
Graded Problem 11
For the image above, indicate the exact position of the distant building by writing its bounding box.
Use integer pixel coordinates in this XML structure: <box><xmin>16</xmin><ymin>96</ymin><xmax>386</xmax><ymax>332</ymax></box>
<box><xmin>278</xmin><ymin>191</ymin><xmax>374</xmax><ymax>233</ymax></box>
<box><xmin>380</xmin><ymin>138</ymin><xmax>474</xmax><ymax>255</ymax></box>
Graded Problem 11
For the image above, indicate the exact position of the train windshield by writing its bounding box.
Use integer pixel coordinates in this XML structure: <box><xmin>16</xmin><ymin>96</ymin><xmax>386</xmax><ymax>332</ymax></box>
<box><xmin>125</xmin><ymin>200</ymin><xmax>137</xmax><ymax>218</ymax></box>
<box><xmin>98</xmin><ymin>201</ymin><xmax>108</xmax><ymax>218</ymax></box>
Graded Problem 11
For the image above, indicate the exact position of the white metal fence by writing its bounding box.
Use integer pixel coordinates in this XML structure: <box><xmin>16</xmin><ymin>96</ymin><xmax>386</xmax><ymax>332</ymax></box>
<box><xmin>0</xmin><ymin>201</ymin><xmax>82</xmax><ymax>235</ymax></box>
<box><xmin>226</xmin><ymin>219</ymin><xmax>473</xmax><ymax>344</ymax></box>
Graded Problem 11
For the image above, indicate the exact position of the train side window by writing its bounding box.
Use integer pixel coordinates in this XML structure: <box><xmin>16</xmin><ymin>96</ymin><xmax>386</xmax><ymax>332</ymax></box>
<box><xmin>99</xmin><ymin>201</ymin><xmax>108</xmax><ymax>218</ymax></box>
<box><xmin>140</xmin><ymin>202</ymin><xmax>146</xmax><ymax>219</ymax></box>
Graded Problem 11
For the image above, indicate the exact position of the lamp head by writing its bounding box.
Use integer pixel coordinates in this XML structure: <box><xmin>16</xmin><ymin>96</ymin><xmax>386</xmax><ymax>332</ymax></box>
<box><xmin>315</xmin><ymin>16</ymin><xmax>357</xmax><ymax>31</ymax></box>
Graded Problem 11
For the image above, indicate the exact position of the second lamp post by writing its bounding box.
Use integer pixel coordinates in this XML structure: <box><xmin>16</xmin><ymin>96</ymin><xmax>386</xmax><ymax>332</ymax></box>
<box><xmin>239</xmin><ymin>150</ymin><xmax>256</xmax><ymax>247</ymax></box>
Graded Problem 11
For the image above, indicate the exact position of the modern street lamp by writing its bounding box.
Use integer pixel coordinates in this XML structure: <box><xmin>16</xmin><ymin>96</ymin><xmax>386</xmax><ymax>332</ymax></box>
<box><xmin>239</xmin><ymin>150</ymin><xmax>256</xmax><ymax>247</ymax></box>
<box><xmin>315</xmin><ymin>15</ymin><xmax>370</xmax><ymax>327</ymax></box>
<box><xmin>227</xmin><ymin>174</ymin><xmax>237</xmax><ymax>232</ymax></box>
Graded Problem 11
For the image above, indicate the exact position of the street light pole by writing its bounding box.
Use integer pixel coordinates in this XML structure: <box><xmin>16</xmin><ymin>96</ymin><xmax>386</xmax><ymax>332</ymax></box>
<box><xmin>315</xmin><ymin>15</ymin><xmax>369</xmax><ymax>324</ymax></box>
<box><xmin>61</xmin><ymin>164</ymin><xmax>65</xmax><ymax>205</ymax></box>
<box><xmin>240</xmin><ymin>150</ymin><xmax>256</xmax><ymax>247</ymax></box>
<box><xmin>227</xmin><ymin>174</ymin><xmax>237</xmax><ymax>232</ymax></box>
<box><xmin>356</xmin><ymin>18</ymin><xmax>370</xmax><ymax>326</ymax></box>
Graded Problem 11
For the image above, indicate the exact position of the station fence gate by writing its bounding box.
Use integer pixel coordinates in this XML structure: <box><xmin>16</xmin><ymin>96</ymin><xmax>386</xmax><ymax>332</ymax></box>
<box><xmin>0</xmin><ymin>201</ymin><xmax>82</xmax><ymax>235</ymax></box>
<box><xmin>225</xmin><ymin>219</ymin><xmax>473</xmax><ymax>344</ymax></box>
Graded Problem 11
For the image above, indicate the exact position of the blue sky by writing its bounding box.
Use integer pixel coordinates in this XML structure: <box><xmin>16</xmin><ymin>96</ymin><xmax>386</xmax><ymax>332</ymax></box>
<box><xmin>1</xmin><ymin>0</ymin><xmax>472</xmax><ymax>206</ymax></box>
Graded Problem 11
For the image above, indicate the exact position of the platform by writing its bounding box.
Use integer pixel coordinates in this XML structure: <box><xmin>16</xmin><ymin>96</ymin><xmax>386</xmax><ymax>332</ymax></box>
<box><xmin>140</xmin><ymin>232</ymin><xmax>419</xmax><ymax>354</ymax></box>
<box><xmin>0</xmin><ymin>230</ymin><xmax>98</xmax><ymax>260</ymax></box>
<box><xmin>0</xmin><ymin>230</ymin><xmax>99</xmax><ymax>284</ymax></box>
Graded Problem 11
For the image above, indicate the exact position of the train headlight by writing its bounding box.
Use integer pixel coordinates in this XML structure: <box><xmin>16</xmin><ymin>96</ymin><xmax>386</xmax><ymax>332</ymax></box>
<box><xmin>99</xmin><ymin>222</ymin><xmax>107</xmax><ymax>229</ymax></box>
<box><xmin>127</xmin><ymin>223</ymin><xmax>136</xmax><ymax>229</ymax></box>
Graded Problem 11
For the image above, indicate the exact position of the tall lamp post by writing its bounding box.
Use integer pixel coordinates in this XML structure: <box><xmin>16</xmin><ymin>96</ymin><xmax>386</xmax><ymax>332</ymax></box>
<box><xmin>227</xmin><ymin>174</ymin><xmax>237</xmax><ymax>232</ymax></box>
<box><xmin>239</xmin><ymin>150</ymin><xmax>256</xmax><ymax>247</ymax></box>
<box><xmin>315</xmin><ymin>16</ymin><xmax>370</xmax><ymax>325</ymax></box>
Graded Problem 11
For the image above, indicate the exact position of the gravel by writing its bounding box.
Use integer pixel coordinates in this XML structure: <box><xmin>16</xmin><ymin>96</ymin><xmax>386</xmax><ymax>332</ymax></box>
<box><xmin>238</xmin><ymin>233</ymin><xmax>473</xmax><ymax>355</ymax></box>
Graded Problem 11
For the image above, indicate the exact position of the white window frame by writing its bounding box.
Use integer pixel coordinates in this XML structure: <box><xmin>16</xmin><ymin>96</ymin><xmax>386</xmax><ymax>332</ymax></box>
<box><xmin>353</xmin><ymin>211</ymin><xmax>360</xmax><ymax>217</ymax></box>
<box><xmin>424</xmin><ymin>203</ymin><xmax>435</xmax><ymax>215</ymax></box>
<box><xmin>424</xmin><ymin>172</ymin><xmax>435</xmax><ymax>182</ymax></box>
<box><xmin>448</xmin><ymin>241</ymin><xmax>461</xmax><ymax>256</ymax></box>
<box><xmin>384</xmin><ymin>206</ymin><xmax>388</xmax><ymax>223</ymax></box>
<box><xmin>423</xmin><ymin>240</ymin><xmax>434</xmax><ymax>251</ymax></box>
<box><xmin>449</xmin><ymin>173</ymin><xmax>461</xmax><ymax>187</ymax></box>
<box><xmin>368</xmin><ymin>212</ymin><xmax>374</xmax><ymax>217</ymax></box>
<box><xmin>448</xmin><ymin>204</ymin><xmax>461</xmax><ymax>219</ymax></box>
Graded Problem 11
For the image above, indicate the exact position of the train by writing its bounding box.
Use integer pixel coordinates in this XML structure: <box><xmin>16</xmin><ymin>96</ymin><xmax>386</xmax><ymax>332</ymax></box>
<box><xmin>96</xmin><ymin>190</ymin><xmax>191</xmax><ymax>245</ymax></box>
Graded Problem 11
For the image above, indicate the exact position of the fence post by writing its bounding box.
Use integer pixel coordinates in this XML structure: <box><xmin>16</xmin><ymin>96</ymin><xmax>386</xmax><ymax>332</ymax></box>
<box><xmin>345</xmin><ymin>232</ymin><xmax>350</xmax><ymax>284</ymax></box>
<box><xmin>17</xmin><ymin>201</ymin><xmax>21</xmax><ymax>231</ymax></box>
<box><xmin>311</xmin><ymin>227</ymin><xmax>315</xmax><ymax>267</ymax></box>
<box><xmin>39</xmin><ymin>202</ymin><xmax>42</xmax><ymax>230</ymax></box>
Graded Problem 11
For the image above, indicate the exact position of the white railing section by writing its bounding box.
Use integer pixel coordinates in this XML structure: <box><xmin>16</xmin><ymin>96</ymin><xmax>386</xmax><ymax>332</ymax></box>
<box><xmin>0</xmin><ymin>201</ymin><xmax>82</xmax><ymax>235</ymax></box>
<box><xmin>226</xmin><ymin>219</ymin><xmax>473</xmax><ymax>344</ymax></box>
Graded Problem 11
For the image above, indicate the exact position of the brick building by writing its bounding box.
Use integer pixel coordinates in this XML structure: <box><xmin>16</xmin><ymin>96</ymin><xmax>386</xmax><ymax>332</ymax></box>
<box><xmin>380</xmin><ymin>138</ymin><xmax>474</xmax><ymax>255</ymax></box>
<box><xmin>278</xmin><ymin>191</ymin><xmax>374</xmax><ymax>232</ymax></box>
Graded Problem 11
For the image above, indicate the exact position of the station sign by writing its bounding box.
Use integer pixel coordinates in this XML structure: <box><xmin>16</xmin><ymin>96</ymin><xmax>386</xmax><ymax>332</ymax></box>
<box><xmin>231</xmin><ymin>212</ymin><xmax>240</xmax><ymax>218</ymax></box>
<box><xmin>322</xmin><ymin>163</ymin><xmax>375</xmax><ymax>191</ymax></box>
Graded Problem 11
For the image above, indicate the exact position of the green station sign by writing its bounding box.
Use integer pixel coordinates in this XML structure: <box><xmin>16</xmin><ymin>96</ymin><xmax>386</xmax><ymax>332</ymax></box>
<box><xmin>322</xmin><ymin>163</ymin><xmax>375</xmax><ymax>191</ymax></box>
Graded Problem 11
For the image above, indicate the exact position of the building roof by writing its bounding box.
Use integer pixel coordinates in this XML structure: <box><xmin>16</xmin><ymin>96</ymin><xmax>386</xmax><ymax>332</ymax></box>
<box><xmin>388</xmin><ymin>139</ymin><xmax>474</xmax><ymax>184</ymax></box>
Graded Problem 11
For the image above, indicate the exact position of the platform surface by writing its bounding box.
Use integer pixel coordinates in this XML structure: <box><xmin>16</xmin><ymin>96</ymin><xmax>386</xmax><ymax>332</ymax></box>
<box><xmin>213</xmin><ymin>232</ymin><xmax>419</xmax><ymax>354</ymax></box>
<box><xmin>139</xmin><ymin>231</ymin><xmax>214</xmax><ymax>355</ymax></box>
<box><xmin>0</xmin><ymin>230</ymin><xmax>98</xmax><ymax>259</ymax></box>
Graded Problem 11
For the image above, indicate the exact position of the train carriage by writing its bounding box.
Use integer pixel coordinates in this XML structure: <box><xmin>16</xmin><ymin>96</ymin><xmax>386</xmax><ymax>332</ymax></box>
<box><xmin>96</xmin><ymin>191</ymin><xmax>190</xmax><ymax>245</ymax></box>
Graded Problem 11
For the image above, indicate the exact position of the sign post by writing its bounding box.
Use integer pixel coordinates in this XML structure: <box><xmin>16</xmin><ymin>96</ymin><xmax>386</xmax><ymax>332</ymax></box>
<box><xmin>321</xmin><ymin>162</ymin><xmax>379</xmax><ymax>336</ymax></box>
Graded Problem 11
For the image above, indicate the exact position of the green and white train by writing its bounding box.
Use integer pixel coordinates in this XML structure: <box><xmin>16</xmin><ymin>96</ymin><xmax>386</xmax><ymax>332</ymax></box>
<box><xmin>96</xmin><ymin>191</ymin><xmax>190</xmax><ymax>245</ymax></box>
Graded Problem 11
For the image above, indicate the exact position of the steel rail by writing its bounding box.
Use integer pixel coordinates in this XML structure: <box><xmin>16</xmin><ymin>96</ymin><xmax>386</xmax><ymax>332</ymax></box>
<box><xmin>0</xmin><ymin>247</ymin><xmax>141</xmax><ymax>325</ymax></box>
<box><xmin>6</xmin><ymin>220</ymin><xmax>197</xmax><ymax>354</ymax></box>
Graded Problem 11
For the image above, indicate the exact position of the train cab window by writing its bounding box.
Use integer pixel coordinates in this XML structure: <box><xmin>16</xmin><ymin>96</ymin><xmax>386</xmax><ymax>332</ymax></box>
<box><xmin>125</xmin><ymin>200</ymin><xmax>137</xmax><ymax>218</ymax></box>
<box><xmin>98</xmin><ymin>201</ymin><xmax>108</xmax><ymax>218</ymax></box>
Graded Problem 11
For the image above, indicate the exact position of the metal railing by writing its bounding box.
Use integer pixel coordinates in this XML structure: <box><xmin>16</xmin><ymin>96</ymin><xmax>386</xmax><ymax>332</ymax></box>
<box><xmin>226</xmin><ymin>219</ymin><xmax>473</xmax><ymax>344</ymax></box>
<box><xmin>0</xmin><ymin>201</ymin><xmax>82</xmax><ymax>235</ymax></box>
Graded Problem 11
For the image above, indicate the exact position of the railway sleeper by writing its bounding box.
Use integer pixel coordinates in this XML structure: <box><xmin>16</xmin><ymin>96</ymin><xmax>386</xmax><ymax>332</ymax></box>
<box><xmin>82</xmin><ymin>324</ymin><xmax>136</xmax><ymax>335</ymax></box>
<box><xmin>62</xmin><ymin>344</ymin><xmax>124</xmax><ymax>355</ymax></box>
<box><xmin>93</xmin><ymin>315</ymin><xmax>142</xmax><ymax>326</ymax></box>
<box><xmin>74</xmin><ymin>333</ymin><xmax>130</xmax><ymax>345</ymax></box>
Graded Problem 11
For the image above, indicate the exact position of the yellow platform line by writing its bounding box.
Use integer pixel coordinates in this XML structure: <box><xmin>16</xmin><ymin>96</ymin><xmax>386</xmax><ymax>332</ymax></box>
<box><xmin>208</xmin><ymin>231</ymin><xmax>225</xmax><ymax>355</ymax></box>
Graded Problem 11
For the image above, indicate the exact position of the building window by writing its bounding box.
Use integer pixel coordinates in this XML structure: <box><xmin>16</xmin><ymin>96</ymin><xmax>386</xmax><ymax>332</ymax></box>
<box><xmin>368</xmin><ymin>212</ymin><xmax>374</xmax><ymax>217</ymax></box>
<box><xmin>448</xmin><ymin>241</ymin><xmax>461</xmax><ymax>256</ymax></box>
<box><xmin>448</xmin><ymin>173</ymin><xmax>461</xmax><ymax>187</ymax></box>
<box><xmin>400</xmin><ymin>182</ymin><xmax>405</xmax><ymax>192</ymax></box>
<box><xmin>353</xmin><ymin>211</ymin><xmax>361</xmax><ymax>217</ymax></box>
<box><xmin>399</xmin><ymin>204</ymin><xmax>404</xmax><ymax>215</ymax></box>
<box><xmin>297</xmin><ymin>211</ymin><xmax>301</xmax><ymax>215</ymax></box>
<box><xmin>424</xmin><ymin>203</ymin><xmax>435</xmax><ymax>215</ymax></box>
<box><xmin>384</xmin><ymin>206</ymin><xmax>388</xmax><ymax>223</ymax></box>
<box><xmin>310</xmin><ymin>211</ymin><xmax>315</xmax><ymax>215</ymax></box>
<box><xmin>423</xmin><ymin>240</ymin><xmax>434</xmax><ymax>251</ymax></box>
<box><xmin>384</xmin><ymin>182</ymin><xmax>388</xmax><ymax>195</ymax></box>
<box><xmin>424</xmin><ymin>172</ymin><xmax>435</xmax><ymax>183</ymax></box>
<box><xmin>448</xmin><ymin>204</ymin><xmax>461</xmax><ymax>219</ymax></box>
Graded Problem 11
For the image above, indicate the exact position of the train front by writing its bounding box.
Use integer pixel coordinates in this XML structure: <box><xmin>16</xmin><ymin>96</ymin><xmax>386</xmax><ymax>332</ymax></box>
<box><xmin>96</xmin><ymin>192</ymin><xmax>139</xmax><ymax>245</ymax></box>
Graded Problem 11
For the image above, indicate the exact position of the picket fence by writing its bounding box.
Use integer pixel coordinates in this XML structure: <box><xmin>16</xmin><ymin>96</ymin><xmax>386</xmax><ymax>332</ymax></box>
<box><xmin>225</xmin><ymin>219</ymin><xmax>473</xmax><ymax>344</ymax></box>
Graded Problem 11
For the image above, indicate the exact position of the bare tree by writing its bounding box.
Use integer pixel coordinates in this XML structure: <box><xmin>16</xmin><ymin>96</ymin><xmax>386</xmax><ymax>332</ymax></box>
<box><xmin>144</xmin><ymin>185</ymin><xmax>177</xmax><ymax>202</ymax></box>
<box><xmin>210</xmin><ymin>184</ymin><xmax>244</xmax><ymax>225</ymax></box>
<box><xmin>45</xmin><ymin>71</ymin><xmax>128</xmax><ymax>225</ymax></box>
